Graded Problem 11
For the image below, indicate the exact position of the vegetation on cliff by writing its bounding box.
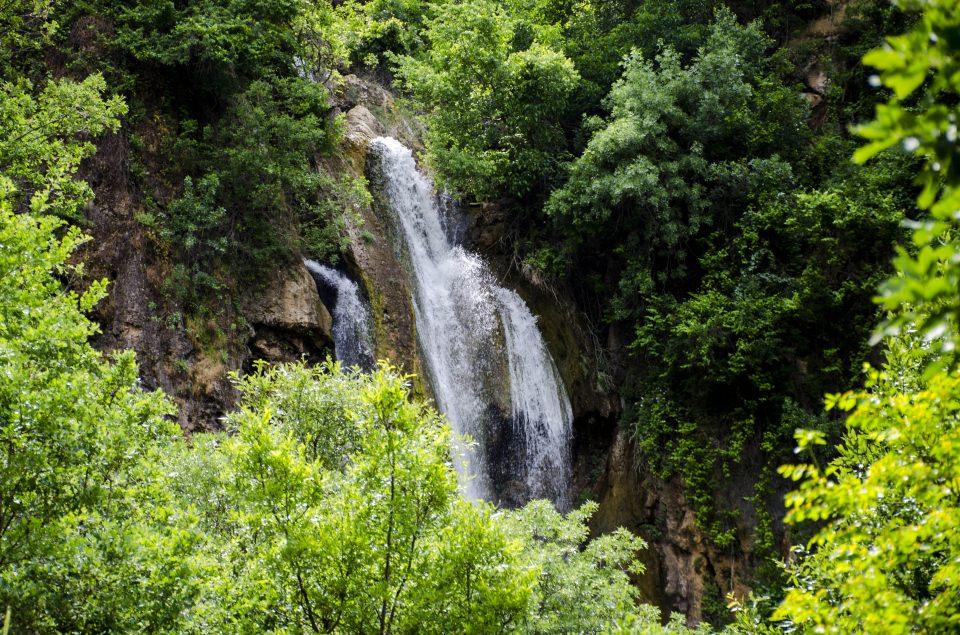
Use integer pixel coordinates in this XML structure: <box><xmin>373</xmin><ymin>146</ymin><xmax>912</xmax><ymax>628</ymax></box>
<box><xmin>389</xmin><ymin>0</ymin><xmax>919</xmax><ymax>611</ymax></box>
<box><xmin>2</xmin><ymin>0</ymin><xmax>960</xmax><ymax>631</ymax></box>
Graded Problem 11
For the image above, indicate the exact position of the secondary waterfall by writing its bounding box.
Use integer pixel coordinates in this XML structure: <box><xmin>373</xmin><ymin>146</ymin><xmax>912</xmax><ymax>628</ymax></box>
<box><xmin>304</xmin><ymin>259</ymin><xmax>375</xmax><ymax>370</ymax></box>
<box><xmin>371</xmin><ymin>136</ymin><xmax>573</xmax><ymax>507</ymax></box>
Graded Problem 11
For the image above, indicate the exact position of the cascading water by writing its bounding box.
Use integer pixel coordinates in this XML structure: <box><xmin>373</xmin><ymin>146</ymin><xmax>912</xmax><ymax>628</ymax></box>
<box><xmin>304</xmin><ymin>259</ymin><xmax>375</xmax><ymax>370</ymax></box>
<box><xmin>494</xmin><ymin>287</ymin><xmax>574</xmax><ymax>502</ymax></box>
<box><xmin>371</xmin><ymin>136</ymin><xmax>572</xmax><ymax>507</ymax></box>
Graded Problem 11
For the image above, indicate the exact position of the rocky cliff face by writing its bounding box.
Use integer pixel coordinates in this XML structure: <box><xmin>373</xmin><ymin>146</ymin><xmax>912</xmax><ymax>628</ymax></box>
<box><xmin>79</xmin><ymin>69</ymin><xmax>755</xmax><ymax>623</ymax></box>
<box><xmin>325</xmin><ymin>75</ymin><xmax>431</xmax><ymax>397</ymax></box>
<box><xmin>78</xmin><ymin>108</ymin><xmax>335</xmax><ymax>433</ymax></box>
<box><xmin>590</xmin><ymin>429</ymin><xmax>750</xmax><ymax>623</ymax></box>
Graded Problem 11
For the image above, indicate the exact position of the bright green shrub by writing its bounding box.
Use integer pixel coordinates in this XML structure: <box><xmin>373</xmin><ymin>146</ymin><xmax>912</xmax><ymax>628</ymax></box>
<box><xmin>777</xmin><ymin>355</ymin><xmax>960</xmax><ymax>632</ymax></box>
<box><xmin>0</xmin><ymin>74</ymin><xmax>126</xmax><ymax>219</ymax></box>
<box><xmin>162</xmin><ymin>361</ymin><xmax>686</xmax><ymax>632</ymax></box>
<box><xmin>775</xmin><ymin>1</ymin><xmax>960</xmax><ymax>631</ymax></box>
<box><xmin>0</xmin><ymin>181</ymin><xmax>201</xmax><ymax>632</ymax></box>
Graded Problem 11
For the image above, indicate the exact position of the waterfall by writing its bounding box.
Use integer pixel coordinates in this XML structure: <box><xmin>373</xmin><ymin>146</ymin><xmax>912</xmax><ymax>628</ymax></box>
<box><xmin>494</xmin><ymin>287</ymin><xmax>573</xmax><ymax>502</ymax></box>
<box><xmin>304</xmin><ymin>260</ymin><xmax>375</xmax><ymax>370</ymax></box>
<box><xmin>371</xmin><ymin>136</ymin><xmax>572</xmax><ymax>507</ymax></box>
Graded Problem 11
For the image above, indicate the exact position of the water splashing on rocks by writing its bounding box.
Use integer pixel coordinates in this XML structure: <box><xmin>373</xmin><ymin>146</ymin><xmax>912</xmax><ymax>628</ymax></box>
<box><xmin>304</xmin><ymin>259</ymin><xmax>375</xmax><ymax>371</ymax></box>
<box><xmin>371</xmin><ymin>136</ymin><xmax>572</xmax><ymax>508</ymax></box>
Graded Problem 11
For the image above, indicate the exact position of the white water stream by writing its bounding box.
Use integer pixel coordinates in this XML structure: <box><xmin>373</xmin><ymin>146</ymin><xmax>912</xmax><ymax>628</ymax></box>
<box><xmin>371</xmin><ymin>137</ymin><xmax>572</xmax><ymax>507</ymax></box>
<box><xmin>304</xmin><ymin>259</ymin><xmax>375</xmax><ymax>370</ymax></box>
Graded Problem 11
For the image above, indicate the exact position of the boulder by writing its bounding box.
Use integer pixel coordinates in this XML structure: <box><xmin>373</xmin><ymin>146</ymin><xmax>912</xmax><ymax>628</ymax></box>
<box><xmin>344</xmin><ymin>105</ymin><xmax>386</xmax><ymax>150</ymax></box>
<box><xmin>242</xmin><ymin>262</ymin><xmax>333</xmax><ymax>338</ymax></box>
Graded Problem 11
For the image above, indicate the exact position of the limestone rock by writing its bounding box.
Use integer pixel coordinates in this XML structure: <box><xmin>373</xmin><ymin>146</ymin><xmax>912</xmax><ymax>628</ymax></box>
<box><xmin>242</xmin><ymin>263</ymin><xmax>333</xmax><ymax>337</ymax></box>
<box><xmin>345</xmin><ymin>105</ymin><xmax>386</xmax><ymax>150</ymax></box>
<box><xmin>801</xmin><ymin>91</ymin><xmax>824</xmax><ymax>108</ymax></box>
<box><xmin>332</xmin><ymin>74</ymin><xmax>424</xmax><ymax>154</ymax></box>
<box><xmin>806</xmin><ymin>68</ymin><xmax>829</xmax><ymax>95</ymax></box>
<box><xmin>590</xmin><ymin>426</ymin><xmax>765</xmax><ymax>626</ymax></box>
<box><xmin>338</xmin><ymin>74</ymin><xmax>395</xmax><ymax>113</ymax></box>
<box><xmin>468</xmin><ymin>201</ymin><xmax>509</xmax><ymax>251</ymax></box>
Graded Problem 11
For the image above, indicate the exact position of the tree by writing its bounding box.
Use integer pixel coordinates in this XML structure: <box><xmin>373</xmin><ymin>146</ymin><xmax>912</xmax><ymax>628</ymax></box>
<box><xmin>853</xmin><ymin>0</ymin><xmax>960</xmax><ymax>363</ymax></box>
<box><xmin>0</xmin><ymin>74</ymin><xmax>126</xmax><ymax>219</ymax></box>
<box><xmin>776</xmin><ymin>346</ymin><xmax>960</xmax><ymax>632</ymax></box>
<box><xmin>396</xmin><ymin>0</ymin><xmax>579</xmax><ymax>201</ymax></box>
<box><xmin>775</xmin><ymin>1</ymin><xmax>960</xmax><ymax>631</ymax></box>
<box><xmin>503</xmin><ymin>500</ymin><xmax>645</xmax><ymax>633</ymax></box>
<box><xmin>167</xmin><ymin>361</ymin><xmax>687</xmax><ymax>633</ymax></box>
<box><xmin>543</xmin><ymin>8</ymin><xmax>816</xmax><ymax>549</ymax></box>
<box><xmin>546</xmin><ymin>8</ymin><xmax>804</xmax><ymax>281</ymax></box>
<box><xmin>0</xmin><ymin>179</ymin><xmax>203</xmax><ymax>631</ymax></box>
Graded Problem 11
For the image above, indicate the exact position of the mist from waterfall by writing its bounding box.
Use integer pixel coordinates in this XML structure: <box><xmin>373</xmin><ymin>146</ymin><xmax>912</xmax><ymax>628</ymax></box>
<box><xmin>304</xmin><ymin>259</ymin><xmax>375</xmax><ymax>370</ymax></box>
<box><xmin>371</xmin><ymin>136</ymin><xmax>572</xmax><ymax>507</ymax></box>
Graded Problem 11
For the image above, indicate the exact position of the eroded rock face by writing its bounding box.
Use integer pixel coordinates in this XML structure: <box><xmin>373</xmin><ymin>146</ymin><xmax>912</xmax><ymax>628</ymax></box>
<box><xmin>79</xmin><ymin>118</ymin><xmax>337</xmax><ymax>432</ymax></box>
<box><xmin>335</xmin><ymin>74</ymin><xmax>423</xmax><ymax>153</ymax></box>
<box><xmin>325</xmin><ymin>75</ymin><xmax>432</xmax><ymax>397</ymax></box>
<box><xmin>590</xmin><ymin>427</ymin><xmax>760</xmax><ymax>625</ymax></box>
<box><xmin>241</xmin><ymin>263</ymin><xmax>334</xmax><ymax>364</ymax></box>
<box><xmin>242</xmin><ymin>263</ymin><xmax>333</xmax><ymax>337</ymax></box>
<box><xmin>78</xmin><ymin>130</ymin><xmax>209</xmax><ymax>431</ymax></box>
<box><xmin>344</xmin><ymin>105</ymin><xmax>385</xmax><ymax>150</ymax></box>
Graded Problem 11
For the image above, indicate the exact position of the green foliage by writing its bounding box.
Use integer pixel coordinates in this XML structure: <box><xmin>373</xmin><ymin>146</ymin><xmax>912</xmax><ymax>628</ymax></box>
<box><xmin>0</xmin><ymin>1</ymin><xmax>61</xmax><ymax>79</ymax></box>
<box><xmin>111</xmin><ymin>0</ymin><xmax>315</xmax><ymax>91</ymax></box>
<box><xmin>773</xmin><ymin>1</ymin><xmax>960</xmax><ymax>632</ymax></box>
<box><xmin>396</xmin><ymin>0</ymin><xmax>580</xmax><ymax>200</ymax></box>
<box><xmin>852</xmin><ymin>0</ymin><xmax>960</xmax><ymax>368</ymax></box>
<box><xmin>502</xmin><ymin>500</ymin><xmax>645</xmax><ymax>632</ymax></box>
<box><xmin>557</xmin><ymin>0</ymin><xmax>723</xmax><ymax>114</ymax></box>
<box><xmin>390</xmin><ymin>0</ymin><xmax>843</xmax><ymax>206</ymax></box>
<box><xmin>178</xmin><ymin>362</ymin><xmax>536</xmax><ymax>632</ymax></box>
<box><xmin>547</xmin><ymin>9</ymin><xmax>804</xmax><ymax>272</ymax></box>
<box><xmin>2</xmin><ymin>340</ymin><xmax>691</xmax><ymax>632</ymax></box>
<box><xmin>0</xmin><ymin>28</ymin><xmax>207</xmax><ymax>628</ymax></box>
<box><xmin>53</xmin><ymin>0</ymin><xmax>353</xmax><ymax>301</ymax></box>
<box><xmin>161</xmin><ymin>361</ymin><xmax>683</xmax><ymax>632</ymax></box>
<box><xmin>543</xmin><ymin>10</ymin><xmax>845</xmax><ymax>547</ymax></box>
<box><xmin>0</xmin><ymin>181</ymin><xmax>198</xmax><ymax>632</ymax></box>
<box><xmin>0</xmin><ymin>74</ymin><xmax>125</xmax><ymax>219</ymax></box>
<box><xmin>776</xmin><ymin>352</ymin><xmax>960</xmax><ymax>632</ymax></box>
<box><xmin>527</xmin><ymin>5</ymin><xmax>917</xmax><ymax>567</ymax></box>
<box><xmin>134</xmin><ymin>72</ymin><xmax>356</xmax><ymax>309</ymax></box>
<box><xmin>337</xmin><ymin>0</ymin><xmax>430</xmax><ymax>68</ymax></box>
<box><xmin>301</xmin><ymin>173</ymin><xmax>371</xmax><ymax>262</ymax></box>
<box><xmin>191</xmin><ymin>75</ymin><xmax>341</xmax><ymax>271</ymax></box>
<box><xmin>634</xmin><ymin>182</ymin><xmax>903</xmax><ymax>460</ymax></box>
<box><xmin>155</xmin><ymin>174</ymin><xmax>227</xmax><ymax>276</ymax></box>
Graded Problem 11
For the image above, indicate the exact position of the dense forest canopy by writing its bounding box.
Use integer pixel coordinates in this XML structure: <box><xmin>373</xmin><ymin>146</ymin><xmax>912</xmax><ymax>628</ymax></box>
<box><xmin>2</xmin><ymin>0</ymin><xmax>960</xmax><ymax>631</ymax></box>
